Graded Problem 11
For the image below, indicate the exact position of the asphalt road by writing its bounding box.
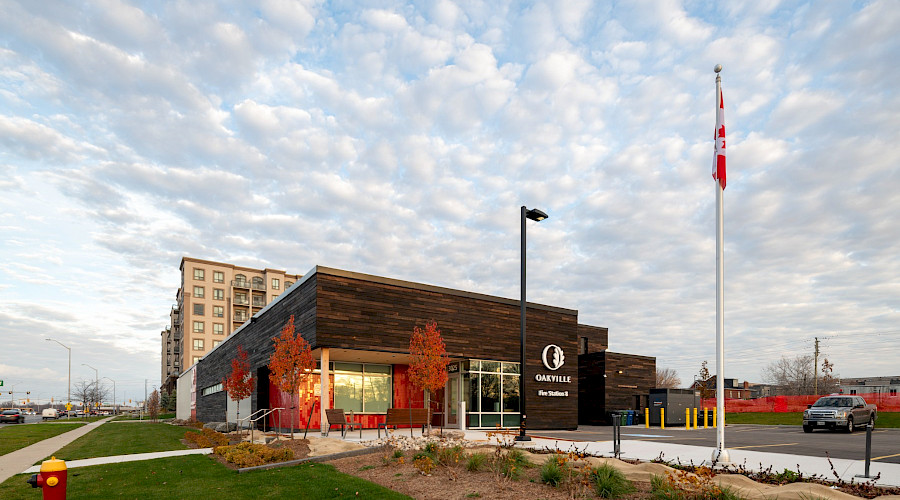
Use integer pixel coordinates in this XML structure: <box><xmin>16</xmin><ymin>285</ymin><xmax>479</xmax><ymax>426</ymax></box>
<box><xmin>533</xmin><ymin>424</ymin><xmax>900</xmax><ymax>464</ymax></box>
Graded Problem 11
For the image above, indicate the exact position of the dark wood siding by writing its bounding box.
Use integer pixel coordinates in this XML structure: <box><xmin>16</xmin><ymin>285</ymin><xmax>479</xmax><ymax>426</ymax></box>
<box><xmin>196</xmin><ymin>268</ymin><xmax>580</xmax><ymax>429</ymax></box>
<box><xmin>196</xmin><ymin>275</ymin><xmax>317</xmax><ymax>422</ymax></box>
<box><xmin>578</xmin><ymin>351</ymin><xmax>655</xmax><ymax>425</ymax></box>
<box><xmin>315</xmin><ymin>273</ymin><xmax>579</xmax><ymax>429</ymax></box>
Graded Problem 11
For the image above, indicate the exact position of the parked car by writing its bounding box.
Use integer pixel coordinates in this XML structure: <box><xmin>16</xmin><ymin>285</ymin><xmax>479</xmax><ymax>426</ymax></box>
<box><xmin>803</xmin><ymin>395</ymin><xmax>877</xmax><ymax>433</ymax></box>
<box><xmin>42</xmin><ymin>408</ymin><xmax>60</xmax><ymax>420</ymax></box>
<box><xmin>0</xmin><ymin>409</ymin><xmax>25</xmax><ymax>424</ymax></box>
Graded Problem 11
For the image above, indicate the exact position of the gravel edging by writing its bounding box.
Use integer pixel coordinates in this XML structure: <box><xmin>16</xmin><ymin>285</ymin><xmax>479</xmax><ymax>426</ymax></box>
<box><xmin>235</xmin><ymin>446</ymin><xmax>381</xmax><ymax>473</ymax></box>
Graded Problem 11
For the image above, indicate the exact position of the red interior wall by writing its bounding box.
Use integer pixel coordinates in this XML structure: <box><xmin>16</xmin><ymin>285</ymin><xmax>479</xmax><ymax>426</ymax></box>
<box><xmin>267</xmin><ymin>364</ymin><xmax>425</xmax><ymax>430</ymax></box>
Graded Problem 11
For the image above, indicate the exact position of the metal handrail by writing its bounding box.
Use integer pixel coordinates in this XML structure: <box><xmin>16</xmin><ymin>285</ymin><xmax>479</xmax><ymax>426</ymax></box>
<box><xmin>246</xmin><ymin>407</ymin><xmax>285</xmax><ymax>443</ymax></box>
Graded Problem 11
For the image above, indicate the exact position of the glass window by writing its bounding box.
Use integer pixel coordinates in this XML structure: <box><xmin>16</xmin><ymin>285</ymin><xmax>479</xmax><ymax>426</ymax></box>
<box><xmin>213</xmin><ymin>288</ymin><xmax>224</xmax><ymax>300</ymax></box>
<box><xmin>234</xmin><ymin>292</ymin><xmax>248</xmax><ymax>305</ymax></box>
<box><xmin>213</xmin><ymin>340</ymin><xmax>221</xmax><ymax>348</ymax></box>
<box><xmin>364</xmin><ymin>372</ymin><xmax>390</xmax><ymax>413</ymax></box>
<box><xmin>503</xmin><ymin>375</ymin><xmax>519</xmax><ymax>412</ymax></box>
<box><xmin>193</xmin><ymin>286</ymin><xmax>204</xmax><ymax>298</ymax></box>
<box><xmin>193</xmin><ymin>339</ymin><xmax>204</xmax><ymax>350</ymax></box>
<box><xmin>193</xmin><ymin>303</ymin><xmax>204</xmax><ymax>316</ymax></box>
<box><xmin>480</xmin><ymin>373</ymin><xmax>501</xmax><ymax>413</ymax></box>
<box><xmin>334</xmin><ymin>372</ymin><xmax>363</xmax><ymax>412</ymax></box>
<box><xmin>481</xmin><ymin>361</ymin><xmax>501</xmax><ymax>373</ymax></box>
<box><xmin>234</xmin><ymin>274</ymin><xmax>247</xmax><ymax>286</ymax></box>
<box><xmin>272</xmin><ymin>278</ymin><xmax>280</xmax><ymax>289</ymax></box>
<box><xmin>466</xmin><ymin>373</ymin><xmax>479</xmax><ymax>412</ymax></box>
<box><xmin>213</xmin><ymin>271</ymin><xmax>224</xmax><ymax>283</ymax></box>
<box><xmin>192</xmin><ymin>321</ymin><xmax>204</xmax><ymax>333</ymax></box>
<box><xmin>193</xmin><ymin>268</ymin><xmax>204</xmax><ymax>280</ymax></box>
<box><xmin>502</xmin><ymin>362</ymin><xmax>520</xmax><ymax>374</ymax></box>
<box><xmin>192</xmin><ymin>356</ymin><xmax>201</xmax><ymax>364</ymax></box>
<box><xmin>213</xmin><ymin>323</ymin><xmax>224</xmax><ymax>335</ymax></box>
<box><xmin>330</xmin><ymin>363</ymin><xmax>392</xmax><ymax>413</ymax></box>
<box><xmin>213</xmin><ymin>306</ymin><xmax>224</xmax><ymax>318</ymax></box>
<box><xmin>285</xmin><ymin>281</ymin><xmax>293</xmax><ymax>288</ymax></box>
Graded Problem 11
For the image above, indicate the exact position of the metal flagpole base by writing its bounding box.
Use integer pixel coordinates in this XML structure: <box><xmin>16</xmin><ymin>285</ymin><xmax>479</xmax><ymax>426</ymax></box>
<box><xmin>710</xmin><ymin>448</ymin><xmax>731</xmax><ymax>464</ymax></box>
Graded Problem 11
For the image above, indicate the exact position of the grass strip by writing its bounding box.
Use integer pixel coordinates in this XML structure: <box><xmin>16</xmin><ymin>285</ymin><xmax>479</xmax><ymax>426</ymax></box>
<box><xmin>724</xmin><ymin>411</ymin><xmax>899</xmax><ymax>427</ymax></box>
<box><xmin>0</xmin><ymin>454</ymin><xmax>412</xmax><ymax>499</ymax></box>
<box><xmin>0</xmin><ymin>423</ymin><xmax>85</xmax><ymax>456</ymax></box>
<box><xmin>46</xmin><ymin>422</ymin><xmax>199</xmax><ymax>461</ymax></box>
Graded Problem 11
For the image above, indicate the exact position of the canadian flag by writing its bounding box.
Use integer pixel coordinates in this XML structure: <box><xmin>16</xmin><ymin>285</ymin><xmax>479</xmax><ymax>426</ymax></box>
<box><xmin>713</xmin><ymin>89</ymin><xmax>726</xmax><ymax>189</ymax></box>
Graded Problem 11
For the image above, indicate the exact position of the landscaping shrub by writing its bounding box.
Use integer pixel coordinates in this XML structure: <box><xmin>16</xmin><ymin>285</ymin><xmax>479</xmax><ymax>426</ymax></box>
<box><xmin>414</xmin><ymin>455</ymin><xmax>435</xmax><ymax>475</ymax></box>
<box><xmin>436</xmin><ymin>444</ymin><xmax>465</xmax><ymax>467</ymax></box>
<box><xmin>213</xmin><ymin>442</ymin><xmax>293</xmax><ymax>468</ymax></box>
<box><xmin>650</xmin><ymin>474</ymin><xmax>684</xmax><ymax>500</ymax></box>
<box><xmin>591</xmin><ymin>463</ymin><xmax>636</xmax><ymax>498</ymax></box>
<box><xmin>465</xmin><ymin>452</ymin><xmax>488</xmax><ymax>472</ymax></box>
<box><xmin>184</xmin><ymin>428</ymin><xmax>229</xmax><ymax>448</ymax></box>
<box><xmin>540</xmin><ymin>455</ymin><xmax>571</xmax><ymax>487</ymax></box>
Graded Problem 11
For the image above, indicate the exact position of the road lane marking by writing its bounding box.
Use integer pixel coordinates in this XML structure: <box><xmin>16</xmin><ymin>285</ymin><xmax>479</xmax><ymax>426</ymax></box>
<box><xmin>729</xmin><ymin>443</ymin><xmax>799</xmax><ymax>450</ymax></box>
<box><xmin>871</xmin><ymin>453</ymin><xmax>900</xmax><ymax>461</ymax></box>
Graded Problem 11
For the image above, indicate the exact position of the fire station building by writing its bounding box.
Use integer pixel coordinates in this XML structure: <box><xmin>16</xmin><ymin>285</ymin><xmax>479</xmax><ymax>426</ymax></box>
<box><xmin>181</xmin><ymin>266</ymin><xmax>655</xmax><ymax>431</ymax></box>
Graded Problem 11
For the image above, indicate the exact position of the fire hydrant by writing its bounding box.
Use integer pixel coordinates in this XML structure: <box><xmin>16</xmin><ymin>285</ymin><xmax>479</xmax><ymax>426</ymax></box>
<box><xmin>26</xmin><ymin>456</ymin><xmax>67</xmax><ymax>499</ymax></box>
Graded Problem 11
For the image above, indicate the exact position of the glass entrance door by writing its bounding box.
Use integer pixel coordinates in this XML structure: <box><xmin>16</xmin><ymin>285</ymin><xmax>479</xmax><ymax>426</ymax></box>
<box><xmin>447</xmin><ymin>373</ymin><xmax>460</xmax><ymax>427</ymax></box>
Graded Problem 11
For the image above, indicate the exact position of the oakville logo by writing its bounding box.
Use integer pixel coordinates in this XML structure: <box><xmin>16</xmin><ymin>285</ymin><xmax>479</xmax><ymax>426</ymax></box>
<box><xmin>541</xmin><ymin>344</ymin><xmax>565</xmax><ymax>371</ymax></box>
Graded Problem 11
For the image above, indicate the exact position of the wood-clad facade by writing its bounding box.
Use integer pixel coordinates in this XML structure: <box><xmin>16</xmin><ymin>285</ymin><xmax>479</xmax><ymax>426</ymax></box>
<box><xmin>192</xmin><ymin>265</ymin><xmax>652</xmax><ymax>430</ymax></box>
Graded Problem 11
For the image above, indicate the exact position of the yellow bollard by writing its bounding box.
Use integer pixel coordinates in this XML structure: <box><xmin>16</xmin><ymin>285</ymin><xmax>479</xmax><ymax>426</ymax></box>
<box><xmin>693</xmin><ymin>407</ymin><xmax>698</xmax><ymax>429</ymax></box>
<box><xmin>661</xmin><ymin>408</ymin><xmax>665</xmax><ymax>429</ymax></box>
<box><xmin>713</xmin><ymin>407</ymin><xmax>718</xmax><ymax>427</ymax></box>
<box><xmin>686</xmin><ymin>408</ymin><xmax>690</xmax><ymax>429</ymax></box>
<box><xmin>645</xmin><ymin>408</ymin><xmax>649</xmax><ymax>428</ymax></box>
<box><xmin>704</xmin><ymin>408</ymin><xmax>709</xmax><ymax>429</ymax></box>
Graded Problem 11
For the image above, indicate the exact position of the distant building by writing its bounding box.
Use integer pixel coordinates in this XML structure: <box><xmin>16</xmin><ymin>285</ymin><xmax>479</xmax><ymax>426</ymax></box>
<box><xmin>692</xmin><ymin>377</ymin><xmax>754</xmax><ymax>399</ymax></box>
<box><xmin>840</xmin><ymin>376</ymin><xmax>900</xmax><ymax>396</ymax></box>
<box><xmin>161</xmin><ymin>257</ymin><xmax>301</xmax><ymax>392</ymax></box>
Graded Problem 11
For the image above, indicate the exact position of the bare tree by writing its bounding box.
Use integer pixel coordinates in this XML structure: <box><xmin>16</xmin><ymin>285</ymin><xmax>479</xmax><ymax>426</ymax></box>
<box><xmin>762</xmin><ymin>355</ymin><xmax>815</xmax><ymax>395</ymax></box>
<box><xmin>72</xmin><ymin>380</ymin><xmax>110</xmax><ymax>414</ymax></box>
<box><xmin>656</xmin><ymin>367</ymin><xmax>682</xmax><ymax>389</ymax></box>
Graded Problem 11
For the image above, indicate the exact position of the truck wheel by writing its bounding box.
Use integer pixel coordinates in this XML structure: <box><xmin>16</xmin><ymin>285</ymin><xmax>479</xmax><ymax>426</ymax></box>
<box><xmin>803</xmin><ymin>425</ymin><xmax>813</xmax><ymax>433</ymax></box>
<box><xmin>846</xmin><ymin>416</ymin><xmax>854</xmax><ymax>433</ymax></box>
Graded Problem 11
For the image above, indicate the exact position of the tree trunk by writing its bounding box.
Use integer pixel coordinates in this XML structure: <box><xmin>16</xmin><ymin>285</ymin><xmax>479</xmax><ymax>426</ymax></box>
<box><xmin>291</xmin><ymin>389</ymin><xmax>297</xmax><ymax>440</ymax></box>
<box><xmin>425</xmin><ymin>389</ymin><xmax>432</xmax><ymax>433</ymax></box>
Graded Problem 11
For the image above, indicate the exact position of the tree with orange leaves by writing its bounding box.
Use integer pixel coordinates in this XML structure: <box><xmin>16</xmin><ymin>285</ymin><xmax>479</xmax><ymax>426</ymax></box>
<box><xmin>222</xmin><ymin>345</ymin><xmax>255</xmax><ymax>430</ymax></box>
<box><xmin>408</xmin><ymin>320</ymin><xmax>450</xmax><ymax>432</ymax></box>
<box><xmin>268</xmin><ymin>315</ymin><xmax>315</xmax><ymax>439</ymax></box>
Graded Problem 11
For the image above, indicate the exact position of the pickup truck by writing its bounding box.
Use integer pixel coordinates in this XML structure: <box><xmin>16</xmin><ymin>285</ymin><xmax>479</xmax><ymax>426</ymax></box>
<box><xmin>802</xmin><ymin>395</ymin><xmax>876</xmax><ymax>433</ymax></box>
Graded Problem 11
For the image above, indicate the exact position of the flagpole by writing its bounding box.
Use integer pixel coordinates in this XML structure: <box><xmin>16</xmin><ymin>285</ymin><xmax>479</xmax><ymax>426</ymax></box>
<box><xmin>713</xmin><ymin>64</ymin><xmax>730</xmax><ymax>464</ymax></box>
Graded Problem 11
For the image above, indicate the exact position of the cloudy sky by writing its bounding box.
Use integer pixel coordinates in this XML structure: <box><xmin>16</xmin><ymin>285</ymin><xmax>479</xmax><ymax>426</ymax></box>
<box><xmin>2</xmin><ymin>0</ymin><xmax>898</xmax><ymax>406</ymax></box>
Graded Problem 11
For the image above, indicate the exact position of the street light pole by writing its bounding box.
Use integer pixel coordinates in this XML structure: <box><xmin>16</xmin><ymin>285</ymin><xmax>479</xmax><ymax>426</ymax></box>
<box><xmin>46</xmin><ymin>338</ymin><xmax>71</xmax><ymax>416</ymax></box>
<box><xmin>517</xmin><ymin>206</ymin><xmax>549</xmax><ymax>442</ymax></box>
<box><xmin>82</xmin><ymin>363</ymin><xmax>98</xmax><ymax>412</ymax></box>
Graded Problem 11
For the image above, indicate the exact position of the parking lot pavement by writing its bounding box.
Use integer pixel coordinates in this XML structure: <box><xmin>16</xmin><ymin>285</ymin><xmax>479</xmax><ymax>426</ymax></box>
<box><xmin>531</xmin><ymin>424</ymin><xmax>900</xmax><ymax>464</ymax></box>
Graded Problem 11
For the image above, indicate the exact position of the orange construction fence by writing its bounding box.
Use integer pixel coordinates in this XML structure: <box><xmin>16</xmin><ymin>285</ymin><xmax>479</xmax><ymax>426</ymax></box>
<box><xmin>700</xmin><ymin>392</ymin><xmax>900</xmax><ymax>413</ymax></box>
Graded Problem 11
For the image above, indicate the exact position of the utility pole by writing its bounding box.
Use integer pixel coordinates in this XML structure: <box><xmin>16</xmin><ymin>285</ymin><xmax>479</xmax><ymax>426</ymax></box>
<box><xmin>813</xmin><ymin>337</ymin><xmax>820</xmax><ymax>395</ymax></box>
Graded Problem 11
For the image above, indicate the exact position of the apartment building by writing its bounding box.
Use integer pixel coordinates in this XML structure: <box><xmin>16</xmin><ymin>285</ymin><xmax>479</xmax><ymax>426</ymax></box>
<box><xmin>161</xmin><ymin>257</ymin><xmax>301</xmax><ymax>390</ymax></box>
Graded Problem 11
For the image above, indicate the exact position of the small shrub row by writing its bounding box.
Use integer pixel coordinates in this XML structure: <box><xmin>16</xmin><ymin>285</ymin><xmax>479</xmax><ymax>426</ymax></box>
<box><xmin>184</xmin><ymin>428</ymin><xmax>229</xmax><ymax>448</ymax></box>
<box><xmin>214</xmin><ymin>442</ymin><xmax>294</xmax><ymax>468</ymax></box>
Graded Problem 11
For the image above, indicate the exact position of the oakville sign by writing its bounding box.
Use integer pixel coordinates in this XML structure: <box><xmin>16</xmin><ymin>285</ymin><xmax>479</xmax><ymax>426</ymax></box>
<box><xmin>535</xmin><ymin>344</ymin><xmax>572</xmax><ymax>391</ymax></box>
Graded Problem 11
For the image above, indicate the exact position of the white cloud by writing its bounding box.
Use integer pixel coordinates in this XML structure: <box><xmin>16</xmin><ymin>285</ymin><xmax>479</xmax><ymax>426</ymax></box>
<box><xmin>0</xmin><ymin>0</ymin><xmax>898</xmax><ymax>403</ymax></box>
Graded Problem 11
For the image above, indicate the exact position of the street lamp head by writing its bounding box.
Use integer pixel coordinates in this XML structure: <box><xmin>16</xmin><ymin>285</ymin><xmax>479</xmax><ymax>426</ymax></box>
<box><xmin>525</xmin><ymin>208</ymin><xmax>549</xmax><ymax>222</ymax></box>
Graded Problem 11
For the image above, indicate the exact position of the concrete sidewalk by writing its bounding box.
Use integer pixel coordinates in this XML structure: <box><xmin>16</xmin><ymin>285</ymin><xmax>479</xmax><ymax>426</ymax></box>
<box><xmin>0</xmin><ymin>417</ymin><xmax>114</xmax><ymax>483</ymax></box>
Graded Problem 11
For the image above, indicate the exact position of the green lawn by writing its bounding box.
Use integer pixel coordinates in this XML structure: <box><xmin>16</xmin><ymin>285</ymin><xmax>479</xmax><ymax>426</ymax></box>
<box><xmin>46</xmin><ymin>422</ymin><xmax>199</xmax><ymax>461</ymax></box>
<box><xmin>113</xmin><ymin>412</ymin><xmax>175</xmax><ymax>421</ymax></box>
<box><xmin>0</xmin><ymin>455</ymin><xmax>411</xmax><ymax>499</ymax></box>
<box><xmin>725</xmin><ymin>412</ymin><xmax>802</xmax><ymax>425</ymax></box>
<box><xmin>725</xmin><ymin>411</ymin><xmax>900</xmax><ymax>427</ymax></box>
<box><xmin>0</xmin><ymin>423</ymin><xmax>85</xmax><ymax>456</ymax></box>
